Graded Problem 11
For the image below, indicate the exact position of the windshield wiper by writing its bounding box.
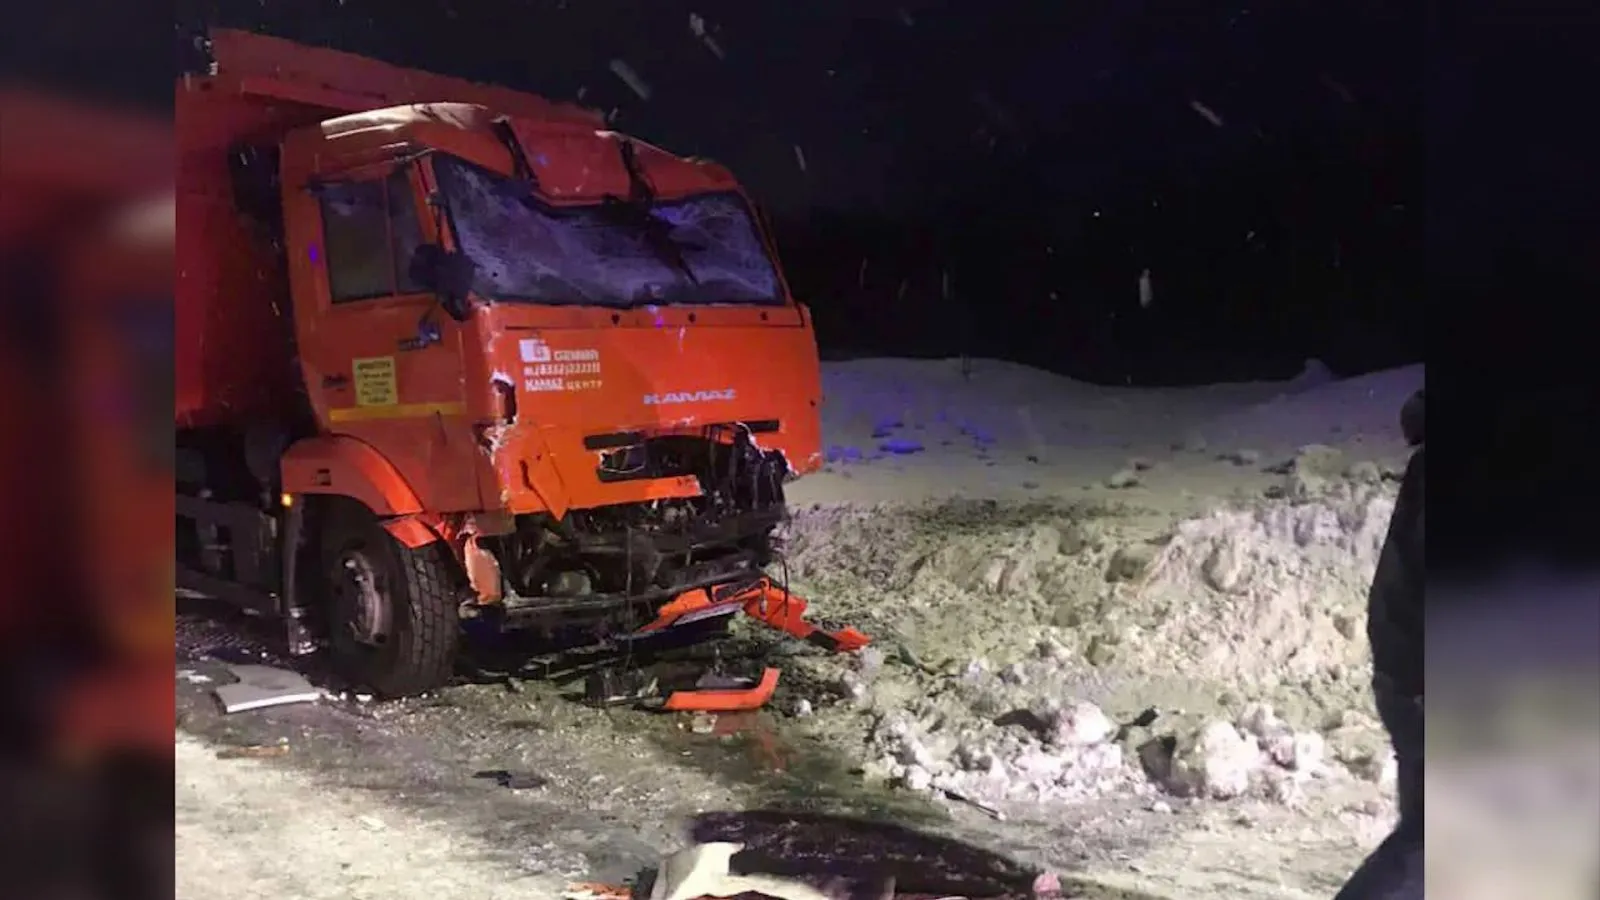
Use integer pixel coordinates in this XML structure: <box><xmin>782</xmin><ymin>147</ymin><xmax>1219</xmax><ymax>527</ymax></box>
<box><xmin>603</xmin><ymin>138</ymin><xmax>699</xmax><ymax>286</ymax></box>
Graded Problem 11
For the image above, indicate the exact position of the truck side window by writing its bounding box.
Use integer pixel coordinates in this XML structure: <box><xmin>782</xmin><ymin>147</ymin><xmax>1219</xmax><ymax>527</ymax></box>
<box><xmin>319</xmin><ymin>180</ymin><xmax>391</xmax><ymax>303</ymax></box>
<box><xmin>318</xmin><ymin>170</ymin><xmax>427</xmax><ymax>303</ymax></box>
<box><xmin>387</xmin><ymin>171</ymin><xmax>427</xmax><ymax>295</ymax></box>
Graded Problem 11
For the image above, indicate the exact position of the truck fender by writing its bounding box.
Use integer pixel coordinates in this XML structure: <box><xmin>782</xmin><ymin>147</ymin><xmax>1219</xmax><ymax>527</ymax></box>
<box><xmin>280</xmin><ymin>434</ymin><xmax>425</xmax><ymax>517</ymax></box>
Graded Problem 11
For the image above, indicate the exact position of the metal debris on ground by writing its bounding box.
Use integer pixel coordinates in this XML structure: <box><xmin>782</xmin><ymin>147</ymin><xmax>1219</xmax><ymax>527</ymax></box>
<box><xmin>212</xmin><ymin>664</ymin><xmax>321</xmax><ymax>714</ymax></box>
<box><xmin>215</xmin><ymin>742</ymin><xmax>290</xmax><ymax>760</ymax></box>
<box><xmin>473</xmin><ymin>769</ymin><xmax>551</xmax><ymax>790</ymax></box>
<box><xmin>177</xmin><ymin>668</ymin><xmax>213</xmax><ymax>684</ymax></box>
<box><xmin>598</xmin><ymin>576</ymin><xmax>869</xmax><ymax>713</ymax></box>
<box><xmin>937</xmin><ymin>785</ymin><xmax>1006</xmax><ymax>821</ymax></box>
<box><xmin>609</xmin><ymin>60</ymin><xmax>653</xmax><ymax>101</ymax></box>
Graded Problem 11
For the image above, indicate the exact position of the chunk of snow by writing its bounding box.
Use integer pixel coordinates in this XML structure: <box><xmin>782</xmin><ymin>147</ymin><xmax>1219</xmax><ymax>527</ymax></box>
<box><xmin>1166</xmin><ymin>720</ymin><xmax>1261</xmax><ymax>799</ymax></box>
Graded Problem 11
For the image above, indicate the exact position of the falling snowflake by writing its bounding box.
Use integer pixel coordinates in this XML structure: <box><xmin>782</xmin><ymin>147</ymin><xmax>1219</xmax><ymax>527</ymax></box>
<box><xmin>1189</xmin><ymin>99</ymin><xmax>1224</xmax><ymax>127</ymax></box>
<box><xmin>793</xmin><ymin>145</ymin><xmax>808</xmax><ymax>172</ymax></box>
<box><xmin>609</xmin><ymin>60</ymin><xmax>652</xmax><ymax>101</ymax></box>
<box><xmin>688</xmin><ymin>13</ymin><xmax>725</xmax><ymax>59</ymax></box>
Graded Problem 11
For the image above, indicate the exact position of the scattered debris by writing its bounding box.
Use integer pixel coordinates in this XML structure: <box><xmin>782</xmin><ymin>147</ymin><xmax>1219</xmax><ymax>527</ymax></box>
<box><xmin>177</xmin><ymin>668</ymin><xmax>213</xmax><ymax>685</ymax></box>
<box><xmin>608</xmin><ymin>59</ymin><xmax>652</xmax><ymax>101</ymax></box>
<box><xmin>474</xmin><ymin>769</ymin><xmax>551</xmax><ymax>790</ymax></box>
<box><xmin>937</xmin><ymin>784</ymin><xmax>1007</xmax><ymax>820</ymax></box>
<box><xmin>213</xmin><ymin>664</ymin><xmax>321</xmax><ymax>714</ymax></box>
<box><xmin>215</xmin><ymin>743</ymin><xmax>289</xmax><ymax>760</ymax></box>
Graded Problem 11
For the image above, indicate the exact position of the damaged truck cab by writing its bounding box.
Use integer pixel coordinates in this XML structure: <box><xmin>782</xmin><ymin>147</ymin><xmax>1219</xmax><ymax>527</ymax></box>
<box><xmin>177</xmin><ymin>31</ymin><xmax>824</xmax><ymax>695</ymax></box>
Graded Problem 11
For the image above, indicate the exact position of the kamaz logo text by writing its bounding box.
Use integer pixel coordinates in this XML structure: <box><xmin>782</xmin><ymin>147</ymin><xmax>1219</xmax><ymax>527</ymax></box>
<box><xmin>643</xmin><ymin>389</ymin><xmax>737</xmax><ymax>405</ymax></box>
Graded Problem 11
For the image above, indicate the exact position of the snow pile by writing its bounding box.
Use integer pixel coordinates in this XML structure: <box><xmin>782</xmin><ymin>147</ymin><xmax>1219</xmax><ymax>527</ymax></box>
<box><xmin>782</xmin><ymin>473</ymin><xmax>1394</xmax><ymax>691</ymax></box>
<box><xmin>777</xmin><ymin>463</ymin><xmax>1399</xmax><ymax>807</ymax></box>
<box><xmin>1119</xmin><ymin>478</ymin><xmax>1395</xmax><ymax>689</ymax></box>
<box><xmin>860</xmin><ymin>675</ymin><xmax>1135</xmax><ymax>805</ymax></box>
<box><xmin>1146</xmin><ymin>703</ymin><xmax>1330</xmax><ymax>803</ymax></box>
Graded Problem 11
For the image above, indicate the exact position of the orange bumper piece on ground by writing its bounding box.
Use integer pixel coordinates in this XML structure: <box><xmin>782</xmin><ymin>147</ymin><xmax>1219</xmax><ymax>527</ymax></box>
<box><xmin>660</xmin><ymin>666</ymin><xmax>780</xmax><ymax>712</ymax></box>
<box><xmin>631</xmin><ymin>576</ymin><xmax>871</xmax><ymax>654</ymax></box>
<box><xmin>621</xmin><ymin>577</ymin><xmax>869</xmax><ymax>714</ymax></box>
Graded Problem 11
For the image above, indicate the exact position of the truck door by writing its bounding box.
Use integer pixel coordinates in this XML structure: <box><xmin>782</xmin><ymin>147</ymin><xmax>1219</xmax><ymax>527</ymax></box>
<box><xmin>291</xmin><ymin>165</ymin><xmax>483</xmax><ymax>513</ymax></box>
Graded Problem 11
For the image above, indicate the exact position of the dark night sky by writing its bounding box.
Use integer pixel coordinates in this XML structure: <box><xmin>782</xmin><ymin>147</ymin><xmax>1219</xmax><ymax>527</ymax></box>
<box><xmin>37</xmin><ymin>1</ymin><xmax>1597</xmax><ymax>386</ymax></box>
<box><xmin>183</xmin><ymin>1</ymin><xmax>1416</xmax><ymax>217</ymax></box>
<box><xmin>170</xmin><ymin>0</ymin><xmax>1435</xmax><ymax>384</ymax></box>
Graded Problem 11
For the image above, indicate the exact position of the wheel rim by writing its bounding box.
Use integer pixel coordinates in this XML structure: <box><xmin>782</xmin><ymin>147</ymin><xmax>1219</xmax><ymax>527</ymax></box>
<box><xmin>332</xmin><ymin>548</ymin><xmax>391</xmax><ymax>647</ymax></box>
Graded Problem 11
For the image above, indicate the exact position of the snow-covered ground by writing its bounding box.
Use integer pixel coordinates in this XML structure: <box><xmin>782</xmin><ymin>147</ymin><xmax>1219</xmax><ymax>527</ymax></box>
<box><xmin>762</xmin><ymin>356</ymin><xmax>1424</xmax><ymax>897</ymax></box>
<box><xmin>178</xmin><ymin>355</ymin><xmax>1434</xmax><ymax>900</ymax></box>
<box><xmin>175</xmin><ymin>734</ymin><xmax>572</xmax><ymax>900</ymax></box>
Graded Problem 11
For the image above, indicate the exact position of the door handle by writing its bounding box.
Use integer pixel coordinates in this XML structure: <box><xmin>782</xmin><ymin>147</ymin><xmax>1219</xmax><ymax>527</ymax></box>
<box><xmin>322</xmin><ymin>373</ymin><xmax>349</xmax><ymax>388</ymax></box>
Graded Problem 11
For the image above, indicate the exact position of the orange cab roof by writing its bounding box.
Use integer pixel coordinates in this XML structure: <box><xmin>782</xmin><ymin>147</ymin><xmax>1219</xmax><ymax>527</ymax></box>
<box><xmin>305</xmin><ymin>101</ymin><xmax>743</xmax><ymax>202</ymax></box>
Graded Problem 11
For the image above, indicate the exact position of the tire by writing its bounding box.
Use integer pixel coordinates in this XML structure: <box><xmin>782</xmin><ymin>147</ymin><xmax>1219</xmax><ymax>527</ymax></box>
<box><xmin>319</xmin><ymin>501</ymin><xmax>460</xmax><ymax>697</ymax></box>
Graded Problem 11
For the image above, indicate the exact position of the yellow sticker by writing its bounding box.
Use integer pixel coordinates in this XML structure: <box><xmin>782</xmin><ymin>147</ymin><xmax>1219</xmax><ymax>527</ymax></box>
<box><xmin>352</xmin><ymin>356</ymin><xmax>398</xmax><ymax>407</ymax></box>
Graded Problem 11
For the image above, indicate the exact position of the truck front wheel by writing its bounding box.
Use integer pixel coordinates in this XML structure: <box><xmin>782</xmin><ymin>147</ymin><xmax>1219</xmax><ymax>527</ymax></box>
<box><xmin>320</xmin><ymin>502</ymin><xmax>460</xmax><ymax>697</ymax></box>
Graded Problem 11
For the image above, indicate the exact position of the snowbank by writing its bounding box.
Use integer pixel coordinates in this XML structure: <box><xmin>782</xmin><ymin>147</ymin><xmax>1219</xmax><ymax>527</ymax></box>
<box><xmin>765</xmin><ymin>359</ymin><xmax>1421</xmax><ymax>814</ymax></box>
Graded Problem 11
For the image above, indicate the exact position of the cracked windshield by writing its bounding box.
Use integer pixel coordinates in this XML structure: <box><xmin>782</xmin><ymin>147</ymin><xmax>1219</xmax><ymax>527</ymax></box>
<box><xmin>433</xmin><ymin>154</ymin><xmax>784</xmax><ymax>308</ymax></box>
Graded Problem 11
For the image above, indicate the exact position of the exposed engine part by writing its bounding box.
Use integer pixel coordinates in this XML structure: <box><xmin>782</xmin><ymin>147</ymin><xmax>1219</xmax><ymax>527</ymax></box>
<box><xmin>477</xmin><ymin>427</ymin><xmax>791</xmax><ymax>628</ymax></box>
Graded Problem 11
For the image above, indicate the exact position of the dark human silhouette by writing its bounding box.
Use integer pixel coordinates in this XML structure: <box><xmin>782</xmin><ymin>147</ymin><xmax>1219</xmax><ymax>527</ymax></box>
<box><xmin>1334</xmin><ymin>387</ymin><xmax>1424</xmax><ymax>899</ymax></box>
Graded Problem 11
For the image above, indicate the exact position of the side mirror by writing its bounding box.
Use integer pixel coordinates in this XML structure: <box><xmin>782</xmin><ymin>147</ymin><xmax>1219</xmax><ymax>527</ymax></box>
<box><xmin>408</xmin><ymin>244</ymin><xmax>476</xmax><ymax>322</ymax></box>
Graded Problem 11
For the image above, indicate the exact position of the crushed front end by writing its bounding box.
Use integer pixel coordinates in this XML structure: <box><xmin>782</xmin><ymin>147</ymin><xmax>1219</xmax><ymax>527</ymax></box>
<box><xmin>463</xmin><ymin>420</ymin><xmax>800</xmax><ymax>634</ymax></box>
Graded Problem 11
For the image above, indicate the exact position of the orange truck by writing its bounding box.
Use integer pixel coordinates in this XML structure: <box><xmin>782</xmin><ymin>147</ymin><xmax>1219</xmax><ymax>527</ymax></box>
<box><xmin>177</xmin><ymin>30</ymin><xmax>829</xmax><ymax>696</ymax></box>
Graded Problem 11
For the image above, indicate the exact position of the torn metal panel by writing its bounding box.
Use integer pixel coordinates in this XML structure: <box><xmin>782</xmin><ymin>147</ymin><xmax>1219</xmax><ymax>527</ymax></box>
<box><xmin>213</xmin><ymin>664</ymin><xmax>321</xmax><ymax>713</ymax></box>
